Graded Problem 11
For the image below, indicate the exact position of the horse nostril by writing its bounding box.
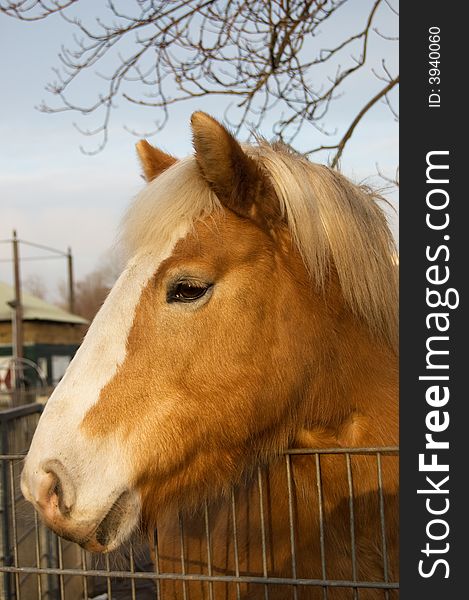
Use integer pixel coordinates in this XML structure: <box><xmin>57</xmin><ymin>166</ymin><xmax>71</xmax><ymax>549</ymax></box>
<box><xmin>48</xmin><ymin>471</ymin><xmax>66</xmax><ymax>512</ymax></box>
<box><xmin>40</xmin><ymin>460</ymin><xmax>76</xmax><ymax>516</ymax></box>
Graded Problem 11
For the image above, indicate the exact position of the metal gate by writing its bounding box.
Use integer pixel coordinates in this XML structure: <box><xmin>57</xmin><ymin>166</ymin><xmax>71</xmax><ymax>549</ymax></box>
<box><xmin>1</xmin><ymin>405</ymin><xmax>399</xmax><ymax>599</ymax></box>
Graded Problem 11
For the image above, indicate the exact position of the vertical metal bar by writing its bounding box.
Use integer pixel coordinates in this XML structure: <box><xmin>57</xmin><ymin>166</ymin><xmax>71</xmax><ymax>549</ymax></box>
<box><xmin>67</xmin><ymin>247</ymin><xmax>75</xmax><ymax>314</ymax></box>
<box><xmin>178</xmin><ymin>513</ymin><xmax>188</xmax><ymax>600</ymax></box>
<box><xmin>257</xmin><ymin>467</ymin><xmax>269</xmax><ymax>600</ymax></box>
<box><xmin>129</xmin><ymin>542</ymin><xmax>137</xmax><ymax>600</ymax></box>
<box><xmin>345</xmin><ymin>453</ymin><xmax>358</xmax><ymax>600</ymax></box>
<box><xmin>80</xmin><ymin>549</ymin><xmax>89</xmax><ymax>600</ymax></box>
<box><xmin>204</xmin><ymin>501</ymin><xmax>214</xmax><ymax>600</ymax></box>
<box><xmin>230</xmin><ymin>490</ymin><xmax>241</xmax><ymax>600</ymax></box>
<box><xmin>285</xmin><ymin>455</ymin><xmax>298</xmax><ymax>600</ymax></box>
<box><xmin>153</xmin><ymin>529</ymin><xmax>161</xmax><ymax>600</ymax></box>
<box><xmin>57</xmin><ymin>537</ymin><xmax>65</xmax><ymax>600</ymax></box>
<box><xmin>105</xmin><ymin>552</ymin><xmax>112</xmax><ymax>600</ymax></box>
<box><xmin>1</xmin><ymin>425</ymin><xmax>12</xmax><ymax>600</ymax></box>
<box><xmin>8</xmin><ymin>460</ymin><xmax>21</xmax><ymax>600</ymax></box>
<box><xmin>12</xmin><ymin>230</ymin><xmax>24</xmax><ymax>367</ymax></box>
<box><xmin>45</xmin><ymin>529</ymin><xmax>56</xmax><ymax>599</ymax></box>
<box><xmin>315</xmin><ymin>453</ymin><xmax>328</xmax><ymax>600</ymax></box>
<box><xmin>377</xmin><ymin>453</ymin><xmax>390</xmax><ymax>600</ymax></box>
<box><xmin>33</xmin><ymin>511</ymin><xmax>43</xmax><ymax>600</ymax></box>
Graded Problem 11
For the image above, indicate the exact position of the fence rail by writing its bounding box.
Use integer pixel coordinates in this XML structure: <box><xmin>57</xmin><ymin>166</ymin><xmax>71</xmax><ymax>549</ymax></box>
<box><xmin>0</xmin><ymin>405</ymin><xmax>399</xmax><ymax>599</ymax></box>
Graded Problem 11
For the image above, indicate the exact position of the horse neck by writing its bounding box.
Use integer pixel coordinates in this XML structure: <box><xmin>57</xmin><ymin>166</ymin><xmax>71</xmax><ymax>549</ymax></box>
<box><xmin>298</xmin><ymin>308</ymin><xmax>398</xmax><ymax>449</ymax></box>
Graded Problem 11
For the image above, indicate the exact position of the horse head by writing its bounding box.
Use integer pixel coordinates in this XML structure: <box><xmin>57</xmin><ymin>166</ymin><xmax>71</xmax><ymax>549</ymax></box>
<box><xmin>21</xmin><ymin>113</ymin><xmax>397</xmax><ymax>554</ymax></box>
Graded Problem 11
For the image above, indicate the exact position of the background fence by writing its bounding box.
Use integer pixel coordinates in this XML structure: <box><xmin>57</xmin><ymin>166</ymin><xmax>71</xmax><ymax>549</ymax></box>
<box><xmin>1</xmin><ymin>405</ymin><xmax>399</xmax><ymax>599</ymax></box>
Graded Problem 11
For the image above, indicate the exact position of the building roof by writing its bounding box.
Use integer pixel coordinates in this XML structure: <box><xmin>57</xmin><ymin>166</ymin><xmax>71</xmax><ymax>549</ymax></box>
<box><xmin>0</xmin><ymin>281</ymin><xmax>88</xmax><ymax>325</ymax></box>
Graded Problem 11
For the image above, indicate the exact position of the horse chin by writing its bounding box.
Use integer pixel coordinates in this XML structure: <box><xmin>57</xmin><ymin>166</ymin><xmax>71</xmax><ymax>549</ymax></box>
<box><xmin>79</xmin><ymin>490</ymin><xmax>141</xmax><ymax>554</ymax></box>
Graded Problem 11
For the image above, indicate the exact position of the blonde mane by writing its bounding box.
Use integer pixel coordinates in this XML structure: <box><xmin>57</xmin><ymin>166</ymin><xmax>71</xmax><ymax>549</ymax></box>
<box><xmin>121</xmin><ymin>143</ymin><xmax>398</xmax><ymax>351</ymax></box>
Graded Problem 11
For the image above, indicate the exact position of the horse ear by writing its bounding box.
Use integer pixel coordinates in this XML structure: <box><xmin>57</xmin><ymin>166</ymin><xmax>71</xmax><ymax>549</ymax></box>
<box><xmin>191</xmin><ymin>112</ymin><xmax>280</xmax><ymax>226</ymax></box>
<box><xmin>136</xmin><ymin>140</ymin><xmax>177</xmax><ymax>182</ymax></box>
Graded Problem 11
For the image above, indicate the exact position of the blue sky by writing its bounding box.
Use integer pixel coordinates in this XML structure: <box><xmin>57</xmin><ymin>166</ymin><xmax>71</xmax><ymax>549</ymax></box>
<box><xmin>0</xmin><ymin>1</ymin><xmax>398</xmax><ymax>297</ymax></box>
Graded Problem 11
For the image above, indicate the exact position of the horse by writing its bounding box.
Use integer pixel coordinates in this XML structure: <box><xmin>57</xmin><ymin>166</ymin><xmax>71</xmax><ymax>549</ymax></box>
<box><xmin>21</xmin><ymin>112</ymin><xmax>398</xmax><ymax>599</ymax></box>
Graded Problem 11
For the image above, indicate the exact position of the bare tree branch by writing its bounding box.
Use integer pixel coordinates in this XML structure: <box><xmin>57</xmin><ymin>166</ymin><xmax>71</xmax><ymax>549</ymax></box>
<box><xmin>376</xmin><ymin>163</ymin><xmax>399</xmax><ymax>188</ymax></box>
<box><xmin>1</xmin><ymin>0</ymin><xmax>399</xmax><ymax>162</ymax></box>
<box><xmin>0</xmin><ymin>0</ymin><xmax>78</xmax><ymax>21</ymax></box>
<box><xmin>307</xmin><ymin>75</ymin><xmax>399</xmax><ymax>168</ymax></box>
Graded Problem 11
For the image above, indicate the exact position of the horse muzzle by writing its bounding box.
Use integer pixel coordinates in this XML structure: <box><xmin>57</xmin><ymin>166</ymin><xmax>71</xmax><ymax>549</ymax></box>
<box><xmin>21</xmin><ymin>460</ymin><xmax>139</xmax><ymax>552</ymax></box>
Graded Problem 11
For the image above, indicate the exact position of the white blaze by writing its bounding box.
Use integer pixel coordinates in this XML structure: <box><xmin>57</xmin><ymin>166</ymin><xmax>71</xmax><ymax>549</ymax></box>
<box><xmin>22</xmin><ymin>224</ymin><xmax>189</xmax><ymax>522</ymax></box>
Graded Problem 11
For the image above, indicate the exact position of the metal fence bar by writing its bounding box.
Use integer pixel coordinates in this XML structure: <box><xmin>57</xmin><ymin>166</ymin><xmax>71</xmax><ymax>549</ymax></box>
<box><xmin>45</xmin><ymin>528</ymin><xmax>57</xmax><ymax>599</ymax></box>
<box><xmin>33</xmin><ymin>512</ymin><xmax>42</xmax><ymax>600</ymax></box>
<box><xmin>285</xmin><ymin>454</ymin><xmax>298</xmax><ymax>600</ymax></box>
<box><xmin>80</xmin><ymin>548</ymin><xmax>88</xmax><ymax>600</ymax></box>
<box><xmin>0</xmin><ymin>404</ymin><xmax>43</xmax><ymax>425</ymax></box>
<box><xmin>129</xmin><ymin>541</ymin><xmax>137</xmax><ymax>600</ymax></box>
<box><xmin>0</xmin><ymin>565</ymin><xmax>400</xmax><ymax>589</ymax></box>
<box><xmin>204</xmin><ymin>500</ymin><xmax>214</xmax><ymax>600</ymax></box>
<box><xmin>178</xmin><ymin>512</ymin><xmax>188</xmax><ymax>600</ymax></box>
<box><xmin>57</xmin><ymin>537</ymin><xmax>65</xmax><ymax>600</ymax></box>
<box><xmin>8</xmin><ymin>460</ymin><xmax>21</xmax><ymax>600</ymax></box>
<box><xmin>0</xmin><ymin>455</ymin><xmax>27</xmax><ymax>460</ymax></box>
<box><xmin>230</xmin><ymin>489</ymin><xmax>241</xmax><ymax>600</ymax></box>
<box><xmin>153</xmin><ymin>529</ymin><xmax>162</xmax><ymax>600</ymax></box>
<box><xmin>257</xmin><ymin>467</ymin><xmax>269</xmax><ymax>600</ymax></box>
<box><xmin>377</xmin><ymin>452</ymin><xmax>390</xmax><ymax>600</ymax></box>
<box><xmin>315</xmin><ymin>453</ymin><xmax>328</xmax><ymax>600</ymax></box>
<box><xmin>345</xmin><ymin>453</ymin><xmax>358</xmax><ymax>600</ymax></box>
<box><xmin>105</xmin><ymin>552</ymin><xmax>113</xmax><ymax>599</ymax></box>
<box><xmin>11</xmin><ymin>463</ymin><xmax>24</xmax><ymax>599</ymax></box>
<box><xmin>285</xmin><ymin>447</ymin><xmax>398</xmax><ymax>455</ymax></box>
<box><xmin>1</xmin><ymin>419</ymin><xmax>12</xmax><ymax>600</ymax></box>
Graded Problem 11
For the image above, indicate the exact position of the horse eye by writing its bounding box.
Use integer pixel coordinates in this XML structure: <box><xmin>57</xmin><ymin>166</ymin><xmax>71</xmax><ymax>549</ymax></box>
<box><xmin>167</xmin><ymin>281</ymin><xmax>211</xmax><ymax>303</ymax></box>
